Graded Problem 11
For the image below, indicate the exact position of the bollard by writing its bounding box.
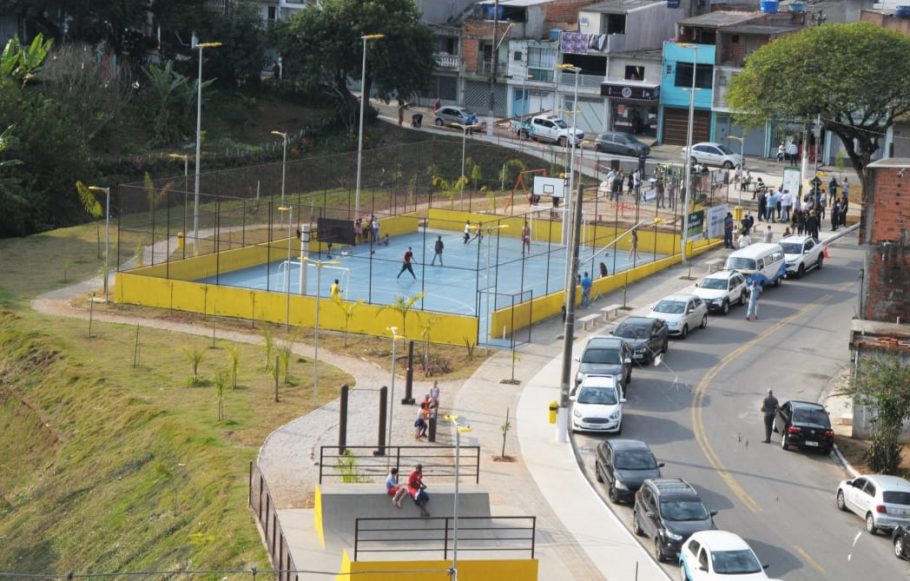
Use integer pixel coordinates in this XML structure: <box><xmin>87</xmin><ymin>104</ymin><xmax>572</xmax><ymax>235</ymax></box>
<box><xmin>402</xmin><ymin>340</ymin><xmax>416</xmax><ymax>404</ymax></box>
<box><xmin>339</xmin><ymin>384</ymin><xmax>349</xmax><ymax>455</ymax></box>
<box><xmin>548</xmin><ymin>401</ymin><xmax>559</xmax><ymax>425</ymax></box>
<box><xmin>428</xmin><ymin>414</ymin><xmax>437</xmax><ymax>442</ymax></box>
<box><xmin>374</xmin><ymin>385</ymin><xmax>388</xmax><ymax>456</ymax></box>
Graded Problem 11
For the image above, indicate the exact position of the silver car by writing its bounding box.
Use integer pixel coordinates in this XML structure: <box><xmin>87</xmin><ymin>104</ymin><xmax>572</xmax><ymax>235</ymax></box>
<box><xmin>434</xmin><ymin>106</ymin><xmax>478</xmax><ymax>129</ymax></box>
<box><xmin>647</xmin><ymin>293</ymin><xmax>708</xmax><ymax>339</ymax></box>
<box><xmin>681</xmin><ymin>142</ymin><xmax>743</xmax><ymax>169</ymax></box>
<box><xmin>837</xmin><ymin>474</ymin><xmax>910</xmax><ymax>534</ymax></box>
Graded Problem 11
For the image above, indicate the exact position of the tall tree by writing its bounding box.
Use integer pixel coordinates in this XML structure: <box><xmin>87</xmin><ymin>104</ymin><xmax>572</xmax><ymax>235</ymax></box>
<box><xmin>727</xmin><ymin>22</ymin><xmax>910</xmax><ymax>185</ymax></box>
<box><xmin>275</xmin><ymin>0</ymin><xmax>435</xmax><ymax>104</ymax></box>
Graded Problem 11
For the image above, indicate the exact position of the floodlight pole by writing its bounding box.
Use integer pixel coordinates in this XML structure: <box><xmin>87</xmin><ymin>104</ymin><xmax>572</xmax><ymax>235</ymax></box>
<box><xmin>89</xmin><ymin>186</ymin><xmax>111</xmax><ymax>303</ymax></box>
<box><xmin>355</xmin><ymin>34</ymin><xmax>384</xmax><ymax>219</ymax></box>
<box><xmin>680</xmin><ymin>44</ymin><xmax>697</xmax><ymax>266</ymax></box>
<box><xmin>193</xmin><ymin>41</ymin><xmax>221</xmax><ymax>256</ymax></box>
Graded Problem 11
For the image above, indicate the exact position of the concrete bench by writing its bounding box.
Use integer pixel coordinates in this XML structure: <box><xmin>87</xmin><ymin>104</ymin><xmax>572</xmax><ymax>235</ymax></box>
<box><xmin>601</xmin><ymin>303</ymin><xmax>623</xmax><ymax>321</ymax></box>
<box><xmin>705</xmin><ymin>258</ymin><xmax>724</xmax><ymax>274</ymax></box>
<box><xmin>578</xmin><ymin>313</ymin><xmax>600</xmax><ymax>330</ymax></box>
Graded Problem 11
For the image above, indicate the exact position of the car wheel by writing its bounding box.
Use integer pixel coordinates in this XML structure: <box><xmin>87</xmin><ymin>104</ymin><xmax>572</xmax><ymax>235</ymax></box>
<box><xmin>595</xmin><ymin>461</ymin><xmax>604</xmax><ymax>483</ymax></box>
<box><xmin>690</xmin><ymin>157</ymin><xmax>698</xmax><ymax>166</ymax></box>
<box><xmin>774</xmin><ymin>276</ymin><xmax>782</xmax><ymax>288</ymax></box>
<box><xmin>608</xmin><ymin>483</ymin><xmax>619</xmax><ymax>503</ymax></box>
<box><xmin>616</xmin><ymin>421</ymin><xmax>623</xmax><ymax>436</ymax></box>
<box><xmin>681</xmin><ymin>324</ymin><xmax>688</xmax><ymax>339</ymax></box>
<box><xmin>632</xmin><ymin>511</ymin><xmax>644</xmax><ymax>535</ymax></box>
<box><xmin>662</xmin><ymin>339</ymin><xmax>669</xmax><ymax>354</ymax></box>
<box><xmin>700</xmin><ymin>314</ymin><xmax>708</xmax><ymax>329</ymax></box>
<box><xmin>679</xmin><ymin>564</ymin><xmax>689</xmax><ymax>581</ymax></box>
<box><xmin>723</xmin><ymin>160</ymin><xmax>734</xmax><ymax>169</ymax></box>
<box><xmin>895</xmin><ymin>534</ymin><xmax>905</xmax><ymax>560</ymax></box>
<box><xmin>558</xmin><ymin>136</ymin><xmax>567</xmax><ymax>148</ymax></box>
<box><xmin>797</xmin><ymin>263</ymin><xmax>806</xmax><ymax>278</ymax></box>
<box><xmin>739</xmin><ymin>291</ymin><xmax>746</xmax><ymax>306</ymax></box>
<box><xmin>434</xmin><ymin>118</ymin><xmax>443</xmax><ymax>127</ymax></box>
<box><xmin>780</xmin><ymin>431</ymin><xmax>789</xmax><ymax>450</ymax></box>
<box><xmin>817</xmin><ymin>255</ymin><xmax>824</xmax><ymax>270</ymax></box>
<box><xmin>654</xmin><ymin>538</ymin><xmax>665</xmax><ymax>562</ymax></box>
<box><xmin>836</xmin><ymin>490</ymin><xmax>847</xmax><ymax>511</ymax></box>
<box><xmin>866</xmin><ymin>512</ymin><xmax>878</xmax><ymax>535</ymax></box>
<box><xmin>721</xmin><ymin>299</ymin><xmax>730</xmax><ymax>315</ymax></box>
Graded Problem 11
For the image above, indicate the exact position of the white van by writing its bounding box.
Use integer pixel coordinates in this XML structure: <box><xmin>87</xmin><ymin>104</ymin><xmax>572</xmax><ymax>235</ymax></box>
<box><xmin>724</xmin><ymin>242</ymin><xmax>786</xmax><ymax>287</ymax></box>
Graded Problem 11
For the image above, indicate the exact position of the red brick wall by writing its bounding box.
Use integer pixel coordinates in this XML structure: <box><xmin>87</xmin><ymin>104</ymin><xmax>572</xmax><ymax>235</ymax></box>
<box><xmin>863</xmin><ymin>165</ymin><xmax>910</xmax><ymax>322</ymax></box>
<box><xmin>546</xmin><ymin>0</ymin><xmax>599</xmax><ymax>25</ymax></box>
<box><xmin>463</xmin><ymin>38</ymin><xmax>479</xmax><ymax>72</ymax></box>
<box><xmin>862</xmin><ymin>10</ymin><xmax>910</xmax><ymax>37</ymax></box>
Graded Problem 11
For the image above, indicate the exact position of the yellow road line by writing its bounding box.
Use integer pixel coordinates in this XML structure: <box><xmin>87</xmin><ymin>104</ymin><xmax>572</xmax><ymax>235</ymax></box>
<box><xmin>794</xmin><ymin>544</ymin><xmax>828</xmax><ymax>576</ymax></box>
<box><xmin>690</xmin><ymin>292</ymin><xmax>835</xmax><ymax>513</ymax></box>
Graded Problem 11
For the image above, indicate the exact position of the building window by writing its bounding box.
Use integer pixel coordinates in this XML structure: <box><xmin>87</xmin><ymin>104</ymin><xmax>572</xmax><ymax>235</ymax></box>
<box><xmin>674</xmin><ymin>62</ymin><xmax>713</xmax><ymax>89</ymax></box>
<box><xmin>514</xmin><ymin>51</ymin><xmax>523</xmax><ymax>61</ymax></box>
<box><xmin>624</xmin><ymin>65</ymin><xmax>644</xmax><ymax>81</ymax></box>
<box><xmin>267</xmin><ymin>6</ymin><xmax>276</xmax><ymax>21</ymax></box>
<box><xmin>605</xmin><ymin>14</ymin><xmax>626</xmax><ymax>35</ymax></box>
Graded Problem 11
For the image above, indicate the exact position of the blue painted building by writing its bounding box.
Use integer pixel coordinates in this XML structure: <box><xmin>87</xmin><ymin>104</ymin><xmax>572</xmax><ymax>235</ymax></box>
<box><xmin>658</xmin><ymin>41</ymin><xmax>716</xmax><ymax>146</ymax></box>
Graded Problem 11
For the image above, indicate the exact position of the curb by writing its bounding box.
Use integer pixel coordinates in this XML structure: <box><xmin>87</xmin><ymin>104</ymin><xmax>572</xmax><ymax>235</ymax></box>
<box><xmin>818</xmin><ymin>367</ymin><xmax>862</xmax><ymax>479</ymax></box>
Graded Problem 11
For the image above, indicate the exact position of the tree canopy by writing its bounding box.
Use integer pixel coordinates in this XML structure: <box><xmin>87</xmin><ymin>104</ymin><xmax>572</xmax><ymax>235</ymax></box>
<box><xmin>275</xmin><ymin>0</ymin><xmax>435</xmax><ymax>104</ymax></box>
<box><xmin>727</xmin><ymin>22</ymin><xmax>910</xmax><ymax>183</ymax></box>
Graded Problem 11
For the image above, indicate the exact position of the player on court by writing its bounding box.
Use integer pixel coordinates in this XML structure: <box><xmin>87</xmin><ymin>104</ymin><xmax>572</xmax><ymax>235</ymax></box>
<box><xmin>397</xmin><ymin>247</ymin><xmax>417</xmax><ymax>279</ymax></box>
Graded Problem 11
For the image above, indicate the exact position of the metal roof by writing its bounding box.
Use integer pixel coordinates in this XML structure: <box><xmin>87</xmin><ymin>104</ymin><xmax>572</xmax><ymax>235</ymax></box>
<box><xmin>678</xmin><ymin>11</ymin><xmax>764</xmax><ymax>28</ymax></box>
<box><xmin>721</xmin><ymin>24</ymin><xmax>802</xmax><ymax>34</ymax></box>
<box><xmin>479</xmin><ymin>0</ymin><xmax>554</xmax><ymax>7</ymax></box>
<box><xmin>580</xmin><ymin>0</ymin><xmax>667</xmax><ymax>14</ymax></box>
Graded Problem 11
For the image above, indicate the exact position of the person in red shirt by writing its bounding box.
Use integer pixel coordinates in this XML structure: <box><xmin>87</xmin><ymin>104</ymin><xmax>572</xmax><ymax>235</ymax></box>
<box><xmin>396</xmin><ymin>246</ymin><xmax>417</xmax><ymax>279</ymax></box>
<box><xmin>407</xmin><ymin>464</ymin><xmax>430</xmax><ymax>516</ymax></box>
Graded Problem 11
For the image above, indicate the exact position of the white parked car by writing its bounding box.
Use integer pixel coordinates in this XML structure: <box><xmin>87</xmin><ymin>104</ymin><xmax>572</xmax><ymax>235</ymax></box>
<box><xmin>779</xmin><ymin>235</ymin><xmax>824</xmax><ymax>278</ymax></box>
<box><xmin>681</xmin><ymin>142</ymin><xmax>743</xmax><ymax>169</ymax></box>
<box><xmin>836</xmin><ymin>474</ymin><xmax>910</xmax><ymax>534</ymax></box>
<box><xmin>690</xmin><ymin>270</ymin><xmax>748</xmax><ymax>315</ymax></box>
<box><xmin>529</xmin><ymin>114</ymin><xmax>584</xmax><ymax>146</ymax></box>
<box><xmin>679</xmin><ymin>530</ymin><xmax>779</xmax><ymax>581</ymax></box>
<box><xmin>647</xmin><ymin>293</ymin><xmax>708</xmax><ymax>339</ymax></box>
<box><xmin>571</xmin><ymin>375</ymin><xmax>625</xmax><ymax>434</ymax></box>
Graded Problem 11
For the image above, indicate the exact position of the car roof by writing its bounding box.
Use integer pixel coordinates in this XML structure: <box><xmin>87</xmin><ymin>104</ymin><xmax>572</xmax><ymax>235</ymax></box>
<box><xmin>648</xmin><ymin>478</ymin><xmax>699</xmax><ymax>498</ymax></box>
<box><xmin>579</xmin><ymin>375</ymin><xmax>618</xmax><ymax>388</ymax></box>
<box><xmin>608</xmin><ymin>439</ymin><xmax>652</xmax><ymax>451</ymax></box>
<box><xmin>727</xmin><ymin>242</ymin><xmax>782</xmax><ymax>259</ymax></box>
<box><xmin>862</xmin><ymin>475</ymin><xmax>910</xmax><ymax>490</ymax></box>
<box><xmin>657</xmin><ymin>293</ymin><xmax>698</xmax><ymax>302</ymax></box>
<box><xmin>586</xmin><ymin>335</ymin><xmax>625</xmax><ymax>347</ymax></box>
<box><xmin>787</xmin><ymin>400</ymin><xmax>826</xmax><ymax>411</ymax></box>
<box><xmin>703</xmin><ymin>269</ymin><xmax>741</xmax><ymax>280</ymax></box>
<box><xmin>688</xmin><ymin>530</ymin><xmax>750</xmax><ymax>550</ymax></box>
<box><xmin>693</xmin><ymin>142</ymin><xmax>725</xmax><ymax>148</ymax></box>
<box><xmin>618</xmin><ymin>316</ymin><xmax>658</xmax><ymax>326</ymax></box>
<box><xmin>780</xmin><ymin>235</ymin><xmax>814</xmax><ymax>244</ymax></box>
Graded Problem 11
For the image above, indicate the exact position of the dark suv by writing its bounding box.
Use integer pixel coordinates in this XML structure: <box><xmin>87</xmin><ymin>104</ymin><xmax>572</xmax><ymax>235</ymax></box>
<box><xmin>632</xmin><ymin>478</ymin><xmax>717</xmax><ymax>562</ymax></box>
<box><xmin>611</xmin><ymin>316</ymin><xmax>669</xmax><ymax>365</ymax></box>
<box><xmin>773</xmin><ymin>400</ymin><xmax>834</xmax><ymax>453</ymax></box>
<box><xmin>595</xmin><ymin>439</ymin><xmax>663</xmax><ymax>504</ymax></box>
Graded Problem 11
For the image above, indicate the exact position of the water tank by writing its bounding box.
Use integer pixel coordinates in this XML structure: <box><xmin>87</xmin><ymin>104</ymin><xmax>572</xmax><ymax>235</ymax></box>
<box><xmin>549</xmin><ymin>28</ymin><xmax>561</xmax><ymax>42</ymax></box>
<box><xmin>760</xmin><ymin>0</ymin><xmax>780</xmax><ymax>13</ymax></box>
<box><xmin>896</xmin><ymin>5</ymin><xmax>910</xmax><ymax>17</ymax></box>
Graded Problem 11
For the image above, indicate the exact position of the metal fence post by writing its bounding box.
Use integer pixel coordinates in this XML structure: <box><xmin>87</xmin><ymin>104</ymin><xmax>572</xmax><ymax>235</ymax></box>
<box><xmin>339</xmin><ymin>384</ymin><xmax>349</xmax><ymax>454</ymax></box>
<box><xmin>374</xmin><ymin>386</ymin><xmax>388</xmax><ymax>456</ymax></box>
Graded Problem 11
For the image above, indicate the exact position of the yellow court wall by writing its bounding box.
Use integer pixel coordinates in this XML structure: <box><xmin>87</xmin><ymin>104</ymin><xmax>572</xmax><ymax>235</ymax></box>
<box><xmin>337</xmin><ymin>550</ymin><xmax>538</xmax><ymax>581</ymax></box>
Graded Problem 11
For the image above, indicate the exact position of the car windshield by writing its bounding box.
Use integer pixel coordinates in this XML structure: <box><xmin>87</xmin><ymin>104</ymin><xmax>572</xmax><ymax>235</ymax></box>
<box><xmin>716</xmin><ymin>144</ymin><xmax>735</xmax><ymax>155</ymax></box>
<box><xmin>614</xmin><ymin>323</ymin><xmax>650</xmax><ymax>339</ymax></box>
<box><xmin>883</xmin><ymin>491</ymin><xmax>910</xmax><ymax>505</ymax></box>
<box><xmin>698</xmin><ymin>278</ymin><xmax>727</xmax><ymax>290</ymax></box>
<box><xmin>793</xmin><ymin>408</ymin><xmax>829</xmax><ymax>427</ymax></box>
<box><xmin>577</xmin><ymin>387</ymin><xmax>618</xmax><ymax>405</ymax></box>
<box><xmin>726</xmin><ymin>257</ymin><xmax>756</xmax><ymax>270</ymax></box>
<box><xmin>582</xmin><ymin>348</ymin><xmax>620</xmax><ymax>364</ymax></box>
<box><xmin>780</xmin><ymin>243</ymin><xmax>803</xmax><ymax>254</ymax></box>
<box><xmin>614</xmin><ymin>450</ymin><xmax>657</xmax><ymax>470</ymax></box>
<box><xmin>653</xmin><ymin>300</ymin><xmax>685</xmax><ymax>314</ymax></box>
<box><xmin>660</xmin><ymin>500</ymin><xmax>710</xmax><ymax>521</ymax></box>
<box><xmin>711</xmin><ymin>549</ymin><xmax>762</xmax><ymax>574</ymax></box>
<box><xmin>554</xmin><ymin>119</ymin><xmax>568</xmax><ymax>128</ymax></box>
<box><xmin>617</xmin><ymin>134</ymin><xmax>634</xmax><ymax>143</ymax></box>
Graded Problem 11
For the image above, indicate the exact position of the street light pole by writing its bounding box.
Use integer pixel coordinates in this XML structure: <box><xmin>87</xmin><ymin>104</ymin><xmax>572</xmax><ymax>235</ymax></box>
<box><xmin>168</xmin><ymin>154</ymin><xmax>190</xmax><ymax>259</ymax></box>
<box><xmin>279</xmin><ymin>205</ymin><xmax>293</xmax><ymax>329</ymax></box>
<box><xmin>728</xmin><ymin>135</ymin><xmax>745</xmax><ymax>207</ymax></box>
<box><xmin>386</xmin><ymin>326</ymin><xmax>401</xmax><ymax>451</ymax></box>
<box><xmin>680</xmin><ymin>44</ymin><xmax>698</xmax><ymax>266</ymax></box>
<box><xmin>303</xmin><ymin>256</ymin><xmax>339</xmax><ymax>408</ymax></box>
<box><xmin>355</xmin><ymin>34</ymin><xmax>385</xmax><ymax>219</ymax></box>
<box><xmin>192</xmin><ymin>41</ymin><xmax>222</xmax><ymax>256</ymax></box>
<box><xmin>271</xmin><ymin>131</ymin><xmax>288</xmax><ymax>204</ymax></box>
<box><xmin>556</xmin><ymin>64</ymin><xmax>580</xmax><ymax>247</ymax></box>
<box><xmin>88</xmin><ymin>186</ymin><xmax>111</xmax><ymax>303</ymax></box>
<box><xmin>444</xmin><ymin>415</ymin><xmax>472</xmax><ymax>581</ymax></box>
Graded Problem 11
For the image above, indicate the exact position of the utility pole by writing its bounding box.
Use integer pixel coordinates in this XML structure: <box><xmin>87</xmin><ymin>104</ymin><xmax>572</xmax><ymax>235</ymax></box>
<box><xmin>487</xmin><ymin>0</ymin><xmax>499</xmax><ymax>135</ymax></box>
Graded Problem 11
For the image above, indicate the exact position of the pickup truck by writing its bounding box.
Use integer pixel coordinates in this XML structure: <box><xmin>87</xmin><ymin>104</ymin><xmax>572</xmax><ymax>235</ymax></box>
<box><xmin>512</xmin><ymin>114</ymin><xmax>584</xmax><ymax>146</ymax></box>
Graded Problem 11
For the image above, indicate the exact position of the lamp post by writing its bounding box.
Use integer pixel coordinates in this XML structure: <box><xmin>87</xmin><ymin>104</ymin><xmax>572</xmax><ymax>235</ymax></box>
<box><xmin>271</xmin><ymin>130</ymin><xmax>288</xmax><ymax>204</ymax></box>
<box><xmin>278</xmin><ymin>205</ymin><xmax>294</xmax><ymax>329</ymax></box>
<box><xmin>385</xmin><ymin>326</ymin><xmax>404</xmax><ymax>452</ymax></box>
<box><xmin>455</xmin><ymin>123</ymin><xmax>480</xmax><ymax>209</ymax></box>
<box><xmin>168</xmin><ymin>153</ymin><xmax>190</xmax><ymax>259</ymax></box>
<box><xmin>678</xmin><ymin>43</ymin><xmax>698</xmax><ymax>266</ymax></box>
<box><xmin>556</xmin><ymin>64</ymin><xmax>581</xmax><ymax>247</ymax></box>
<box><xmin>192</xmin><ymin>40</ymin><xmax>222</xmax><ymax>256</ymax></box>
<box><xmin>728</xmin><ymin>135</ymin><xmax>745</xmax><ymax>207</ymax></box>
<box><xmin>444</xmin><ymin>414</ymin><xmax>472</xmax><ymax>581</ymax></box>
<box><xmin>355</xmin><ymin>33</ymin><xmax>385</xmax><ymax>219</ymax></box>
<box><xmin>88</xmin><ymin>186</ymin><xmax>111</xmax><ymax>303</ymax></box>
<box><xmin>303</xmin><ymin>256</ymin><xmax>340</xmax><ymax>408</ymax></box>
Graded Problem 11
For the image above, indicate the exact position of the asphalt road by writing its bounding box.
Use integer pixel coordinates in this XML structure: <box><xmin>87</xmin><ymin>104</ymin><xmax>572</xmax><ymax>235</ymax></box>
<box><xmin>573</xmin><ymin>231</ymin><xmax>910</xmax><ymax>581</ymax></box>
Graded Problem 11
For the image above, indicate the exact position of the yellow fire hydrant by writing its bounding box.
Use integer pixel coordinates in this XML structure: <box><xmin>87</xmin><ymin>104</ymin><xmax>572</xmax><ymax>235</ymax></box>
<box><xmin>548</xmin><ymin>401</ymin><xmax>559</xmax><ymax>425</ymax></box>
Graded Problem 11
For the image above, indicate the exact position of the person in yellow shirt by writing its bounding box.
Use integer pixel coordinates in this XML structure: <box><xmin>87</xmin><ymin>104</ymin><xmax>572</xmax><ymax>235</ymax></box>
<box><xmin>330</xmin><ymin>279</ymin><xmax>342</xmax><ymax>300</ymax></box>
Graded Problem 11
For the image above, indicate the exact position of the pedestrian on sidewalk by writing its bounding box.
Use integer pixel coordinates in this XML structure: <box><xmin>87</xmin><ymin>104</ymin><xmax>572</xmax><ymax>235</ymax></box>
<box><xmin>806</xmin><ymin>212</ymin><xmax>820</xmax><ymax>239</ymax></box>
<box><xmin>408</xmin><ymin>464</ymin><xmax>431</xmax><ymax>517</ymax></box>
<box><xmin>843</xmin><ymin>177</ymin><xmax>850</xmax><ymax>200</ymax></box>
<box><xmin>397</xmin><ymin>247</ymin><xmax>417</xmax><ymax>279</ymax></box>
<box><xmin>723</xmin><ymin>212</ymin><xmax>734</xmax><ymax>249</ymax></box>
<box><xmin>818</xmin><ymin>191</ymin><xmax>827</xmax><ymax>221</ymax></box>
<box><xmin>746</xmin><ymin>279</ymin><xmax>761</xmax><ymax>320</ymax></box>
<box><xmin>757</xmin><ymin>191</ymin><xmax>767</xmax><ymax>223</ymax></box>
<box><xmin>776</xmin><ymin>143</ymin><xmax>785</xmax><ymax>163</ymax></box>
<box><xmin>787</xmin><ymin>141</ymin><xmax>798</xmax><ymax>167</ymax></box>
<box><xmin>829</xmin><ymin>176</ymin><xmax>839</xmax><ymax>199</ymax></box>
<box><xmin>386</xmin><ymin>467</ymin><xmax>409</xmax><ymax>508</ymax></box>
<box><xmin>780</xmin><ymin>190</ymin><xmax>791</xmax><ymax>222</ymax></box>
<box><xmin>580</xmin><ymin>272</ymin><xmax>592</xmax><ymax>308</ymax></box>
<box><xmin>763</xmin><ymin>225</ymin><xmax>773</xmax><ymax>243</ymax></box>
<box><xmin>831</xmin><ymin>200</ymin><xmax>841</xmax><ymax>231</ymax></box>
<box><xmin>761</xmin><ymin>389</ymin><xmax>779</xmax><ymax>443</ymax></box>
<box><xmin>430</xmin><ymin>235</ymin><xmax>444</xmax><ymax>266</ymax></box>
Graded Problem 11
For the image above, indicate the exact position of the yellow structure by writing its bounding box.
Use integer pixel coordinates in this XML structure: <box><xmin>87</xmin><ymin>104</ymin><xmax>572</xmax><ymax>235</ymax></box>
<box><xmin>337</xmin><ymin>551</ymin><xmax>538</xmax><ymax>581</ymax></box>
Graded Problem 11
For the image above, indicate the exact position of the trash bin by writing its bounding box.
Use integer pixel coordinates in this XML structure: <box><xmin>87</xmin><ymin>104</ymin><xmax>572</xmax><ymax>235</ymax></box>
<box><xmin>548</xmin><ymin>401</ymin><xmax>559</xmax><ymax>425</ymax></box>
<box><xmin>411</xmin><ymin>113</ymin><xmax>423</xmax><ymax>128</ymax></box>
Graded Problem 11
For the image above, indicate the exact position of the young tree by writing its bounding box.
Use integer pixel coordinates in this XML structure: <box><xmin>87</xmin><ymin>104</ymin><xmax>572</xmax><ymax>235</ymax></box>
<box><xmin>840</xmin><ymin>354</ymin><xmax>910</xmax><ymax>474</ymax></box>
<box><xmin>382</xmin><ymin>292</ymin><xmax>425</xmax><ymax>337</ymax></box>
<box><xmin>727</xmin><ymin>22</ymin><xmax>910</xmax><ymax>184</ymax></box>
<box><xmin>334</xmin><ymin>297</ymin><xmax>365</xmax><ymax>346</ymax></box>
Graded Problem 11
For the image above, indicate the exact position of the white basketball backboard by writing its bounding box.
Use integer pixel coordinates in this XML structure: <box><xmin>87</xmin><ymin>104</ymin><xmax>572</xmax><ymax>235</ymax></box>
<box><xmin>533</xmin><ymin>176</ymin><xmax>567</xmax><ymax>198</ymax></box>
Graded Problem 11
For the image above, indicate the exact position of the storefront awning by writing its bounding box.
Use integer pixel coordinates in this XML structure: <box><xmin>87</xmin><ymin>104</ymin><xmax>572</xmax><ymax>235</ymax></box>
<box><xmin>601</xmin><ymin>83</ymin><xmax>660</xmax><ymax>101</ymax></box>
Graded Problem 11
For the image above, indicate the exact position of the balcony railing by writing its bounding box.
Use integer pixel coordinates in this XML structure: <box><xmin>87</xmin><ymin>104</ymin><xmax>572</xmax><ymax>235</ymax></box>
<box><xmin>528</xmin><ymin>68</ymin><xmax>554</xmax><ymax>83</ymax></box>
<box><xmin>558</xmin><ymin>71</ymin><xmax>605</xmax><ymax>89</ymax></box>
<box><xmin>434</xmin><ymin>53</ymin><xmax>459</xmax><ymax>69</ymax></box>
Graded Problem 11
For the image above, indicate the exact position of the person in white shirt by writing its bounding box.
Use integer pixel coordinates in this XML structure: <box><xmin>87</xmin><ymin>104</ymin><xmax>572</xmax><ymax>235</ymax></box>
<box><xmin>763</xmin><ymin>225</ymin><xmax>773</xmax><ymax>243</ymax></box>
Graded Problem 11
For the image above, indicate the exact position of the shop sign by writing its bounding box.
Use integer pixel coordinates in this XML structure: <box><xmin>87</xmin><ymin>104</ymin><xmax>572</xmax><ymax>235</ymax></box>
<box><xmin>601</xmin><ymin>83</ymin><xmax>660</xmax><ymax>101</ymax></box>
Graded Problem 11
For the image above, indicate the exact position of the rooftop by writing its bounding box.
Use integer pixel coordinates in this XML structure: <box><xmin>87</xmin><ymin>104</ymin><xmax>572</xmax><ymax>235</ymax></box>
<box><xmin>721</xmin><ymin>23</ymin><xmax>803</xmax><ymax>35</ymax></box>
<box><xmin>479</xmin><ymin>0</ymin><xmax>553</xmax><ymax>7</ymax></box>
<box><xmin>581</xmin><ymin>0</ymin><xmax>668</xmax><ymax>14</ymax></box>
<box><xmin>868</xmin><ymin>158</ymin><xmax>910</xmax><ymax>168</ymax></box>
<box><xmin>678</xmin><ymin>10</ymin><xmax>764</xmax><ymax>28</ymax></box>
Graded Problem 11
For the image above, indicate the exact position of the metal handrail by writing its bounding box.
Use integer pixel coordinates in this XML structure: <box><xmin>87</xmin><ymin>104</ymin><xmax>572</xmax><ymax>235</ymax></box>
<box><xmin>318</xmin><ymin>445</ymin><xmax>481</xmax><ymax>484</ymax></box>
<box><xmin>248</xmin><ymin>461</ymin><xmax>299</xmax><ymax>581</ymax></box>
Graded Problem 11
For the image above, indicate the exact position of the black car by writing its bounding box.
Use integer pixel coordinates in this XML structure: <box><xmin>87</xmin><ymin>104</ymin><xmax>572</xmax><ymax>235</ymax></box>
<box><xmin>893</xmin><ymin>525</ymin><xmax>910</xmax><ymax>560</ymax></box>
<box><xmin>632</xmin><ymin>478</ymin><xmax>717</xmax><ymax>562</ymax></box>
<box><xmin>773</xmin><ymin>400</ymin><xmax>835</xmax><ymax>453</ymax></box>
<box><xmin>611</xmin><ymin>317</ymin><xmax>668</xmax><ymax>365</ymax></box>
<box><xmin>595</xmin><ymin>439</ymin><xmax>664</xmax><ymax>504</ymax></box>
<box><xmin>595</xmin><ymin>131</ymin><xmax>650</xmax><ymax>157</ymax></box>
<box><xmin>574</xmin><ymin>336</ymin><xmax>632</xmax><ymax>389</ymax></box>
